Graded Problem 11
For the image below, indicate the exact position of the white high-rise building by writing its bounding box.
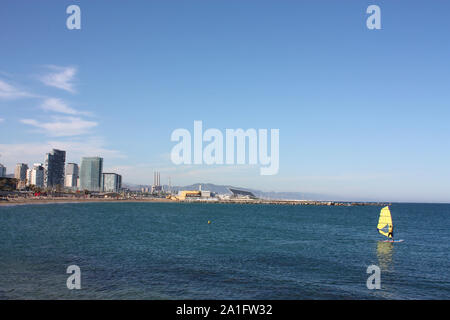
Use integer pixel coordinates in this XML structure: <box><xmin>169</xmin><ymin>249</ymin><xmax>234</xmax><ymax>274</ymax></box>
<box><xmin>27</xmin><ymin>163</ymin><xmax>45</xmax><ymax>187</ymax></box>
<box><xmin>26</xmin><ymin>169</ymin><xmax>32</xmax><ymax>185</ymax></box>
<box><xmin>65</xmin><ymin>163</ymin><xmax>79</xmax><ymax>188</ymax></box>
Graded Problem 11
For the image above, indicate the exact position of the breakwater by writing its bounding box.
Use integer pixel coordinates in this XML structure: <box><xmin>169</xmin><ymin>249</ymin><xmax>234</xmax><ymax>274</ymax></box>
<box><xmin>178</xmin><ymin>199</ymin><xmax>389</xmax><ymax>206</ymax></box>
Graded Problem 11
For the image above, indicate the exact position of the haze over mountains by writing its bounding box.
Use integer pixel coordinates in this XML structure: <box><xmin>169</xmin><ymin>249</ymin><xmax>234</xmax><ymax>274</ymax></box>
<box><xmin>122</xmin><ymin>182</ymin><xmax>383</xmax><ymax>202</ymax></box>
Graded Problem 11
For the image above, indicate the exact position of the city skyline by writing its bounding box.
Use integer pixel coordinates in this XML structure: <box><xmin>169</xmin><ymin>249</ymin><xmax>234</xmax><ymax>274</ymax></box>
<box><xmin>0</xmin><ymin>148</ymin><xmax>125</xmax><ymax>193</ymax></box>
<box><xmin>1</xmin><ymin>1</ymin><xmax>450</xmax><ymax>202</ymax></box>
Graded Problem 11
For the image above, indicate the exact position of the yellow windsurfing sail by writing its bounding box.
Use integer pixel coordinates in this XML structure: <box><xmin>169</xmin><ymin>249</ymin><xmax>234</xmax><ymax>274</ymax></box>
<box><xmin>377</xmin><ymin>206</ymin><xmax>393</xmax><ymax>238</ymax></box>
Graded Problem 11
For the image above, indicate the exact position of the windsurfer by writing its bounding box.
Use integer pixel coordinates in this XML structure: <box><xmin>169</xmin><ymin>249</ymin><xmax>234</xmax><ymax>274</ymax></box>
<box><xmin>387</xmin><ymin>225</ymin><xmax>394</xmax><ymax>239</ymax></box>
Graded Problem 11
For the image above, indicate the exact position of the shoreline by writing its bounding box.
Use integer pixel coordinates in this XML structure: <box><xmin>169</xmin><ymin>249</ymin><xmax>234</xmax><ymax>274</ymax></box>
<box><xmin>0</xmin><ymin>197</ymin><xmax>389</xmax><ymax>207</ymax></box>
<box><xmin>0</xmin><ymin>198</ymin><xmax>173</xmax><ymax>206</ymax></box>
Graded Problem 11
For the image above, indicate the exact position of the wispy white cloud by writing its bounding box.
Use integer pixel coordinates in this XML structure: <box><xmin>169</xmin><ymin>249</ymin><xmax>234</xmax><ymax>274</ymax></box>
<box><xmin>41</xmin><ymin>98</ymin><xmax>77</xmax><ymax>114</ymax></box>
<box><xmin>0</xmin><ymin>118</ymin><xmax>4</xmax><ymax>123</ymax></box>
<box><xmin>0</xmin><ymin>138</ymin><xmax>125</xmax><ymax>170</ymax></box>
<box><xmin>40</xmin><ymin>65</ymin><xmax>77</xmax><ymax>93</ymax></box>
<box><xmin>0</xmin><ymin>79</ymin><xmax>33</xmax><ymax>99</ymax></box>
<box><xmin>40</xmin><ymin>98</ymin><xmax>91</xmax><ymax>116</ymax></box>
<box><xmin>47</xmin><ymin>138</ymin><xmax>126</xmax><ymax>160</ymax></box>
<box><xmin>20</xmin><ymin>116</ymin><xmax>97</xmax><ymax>137</ymax></box>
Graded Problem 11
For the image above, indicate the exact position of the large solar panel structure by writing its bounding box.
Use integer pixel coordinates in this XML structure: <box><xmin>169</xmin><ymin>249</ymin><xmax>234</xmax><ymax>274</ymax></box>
<box><xmin>228</xmin><ymin>188</ymin><xmax>257</xmax><ymax>199</ymax></box>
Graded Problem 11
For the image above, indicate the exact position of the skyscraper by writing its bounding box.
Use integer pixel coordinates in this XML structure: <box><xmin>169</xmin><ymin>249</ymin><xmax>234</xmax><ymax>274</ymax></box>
<box><xmin>26</xmin><ymin>163</ymin><xmax>45</xmax><ymax>187</ymax></box>
<box><xmin>79</xmin><ymin>157</ymin><xmax>103</xmax><ymax>191</ymax></box>
<box><xmin>0</xmin><ymin>164</ymin><xmax>6</xmax><ymax>177</ymax></box>
<box><xmin>15</xmin><ymin>163</ymin><xmax>28</xmax><ymax>181</ymax></box>
<box><xmin>65</xmin><ymin>163</ymin><xmax>79</xmax><ymax>188</ymax></box>
<box><xmin>44</xmin><ymin>149</ymin><xmax>66</xmax><ymax>188</ymax></box>
<box><xmin>102</xmin><ymin>173</ymin><xmax>122</xmax><ymax>193</ymax></box>
<box><xmin>15</xmin><ymin>163</ymin><xmax>29</xmax><ymax>189</ymax></box>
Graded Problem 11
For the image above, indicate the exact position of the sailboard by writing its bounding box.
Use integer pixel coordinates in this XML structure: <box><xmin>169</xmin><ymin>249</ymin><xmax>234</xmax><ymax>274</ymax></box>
<box><xmin>377</xmin><ymin>206</ymin><xmax>404</xmax><ymax>242</ymax></box>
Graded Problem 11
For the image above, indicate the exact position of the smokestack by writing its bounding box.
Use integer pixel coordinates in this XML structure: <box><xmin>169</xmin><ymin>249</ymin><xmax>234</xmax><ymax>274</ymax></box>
<box><xmin>155</xmin><ymin>171</ymin><xmax>159</xmax><ymax>186</ymax></box>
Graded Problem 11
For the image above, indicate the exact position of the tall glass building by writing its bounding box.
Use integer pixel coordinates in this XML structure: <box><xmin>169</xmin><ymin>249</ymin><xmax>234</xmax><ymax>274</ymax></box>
<box><xmin>102</xmin><ymin>173</ymin><xmax>122</xmax><ymax>192</ymax></box>
<box><xmin>0</xmin><ymin>164</ymin><xmax>6</xmax><ymax>177</ymax></box>
<box><xmin>79</xmin><ymin>157</ymin><xmax>103</xmax><ymax>191</ymax></box>
<box><xmin>44</xmin><ymin>149</ymin><xmax>66</xmax><ymax>188</ymax></box>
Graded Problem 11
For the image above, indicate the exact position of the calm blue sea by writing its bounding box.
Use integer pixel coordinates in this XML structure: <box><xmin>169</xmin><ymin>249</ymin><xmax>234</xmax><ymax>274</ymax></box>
<box><xmin>0</xmin><ymin>202</ymin><xmax>449</xmax><ymax>299</ymax></box>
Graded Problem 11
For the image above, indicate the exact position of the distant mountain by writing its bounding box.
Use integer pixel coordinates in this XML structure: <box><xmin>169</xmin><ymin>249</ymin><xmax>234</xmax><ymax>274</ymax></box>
<box><xmin>121</xmin><ymin>181</ymin><xmax>386</xmax><ymax>202</ymax></box>
<box><xmin>172</xmin><ymin>183</ymin><xmax>339</xmax><ymax>200</ymax></box>
<box><xmin>122</xmin><ymin>182</ymin><xmax>332</xmax><ymax>201</ymax></box>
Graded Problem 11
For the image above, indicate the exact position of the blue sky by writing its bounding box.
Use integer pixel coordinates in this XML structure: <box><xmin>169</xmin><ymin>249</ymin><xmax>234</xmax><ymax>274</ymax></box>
<box><xmin>1</xmin><ymin>0</ymin><xmax>450</xmax><ymax>202</ymax></box>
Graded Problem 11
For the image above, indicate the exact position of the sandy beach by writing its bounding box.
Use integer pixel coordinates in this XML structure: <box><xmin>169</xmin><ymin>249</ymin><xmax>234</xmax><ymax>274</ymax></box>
<box><xmin>0</xmin><ymin>197</ymin><xmax>174</xmax><ymax>206</ymax></box>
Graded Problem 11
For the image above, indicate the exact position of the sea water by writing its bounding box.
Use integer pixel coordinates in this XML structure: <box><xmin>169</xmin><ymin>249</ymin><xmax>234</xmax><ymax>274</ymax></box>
<box><xmin>0</xmin><ymin>202</ymin><xmax>449</xmax><ymax>299</ymax></box>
